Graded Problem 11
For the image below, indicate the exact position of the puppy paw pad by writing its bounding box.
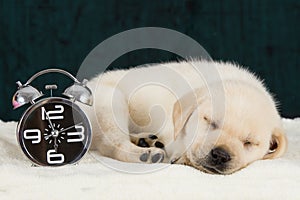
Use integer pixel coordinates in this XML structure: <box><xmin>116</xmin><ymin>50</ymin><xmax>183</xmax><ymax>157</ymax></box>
<box><xmin>151</xmin><ymin>153</ymin><xmax>164</xmax><ymax>163</ymax></box>
<box><xmin>148</xmin><ymin>134</ymin><xmax>158</xmax><ymax>140</ymax></box>
<box><xmin>154</xmin><ymin>141</ymin><xmax>164</xmax><ymax>149</ymax></box>
<box><xmin>140</xmin><ymin>153</ymin><xmax>149</xmax><ymax>162</ymax></box>
<box><xmin>138</xmin><ymin>138</ymin><xmax>150</xmax><ymax>147</ymax></box>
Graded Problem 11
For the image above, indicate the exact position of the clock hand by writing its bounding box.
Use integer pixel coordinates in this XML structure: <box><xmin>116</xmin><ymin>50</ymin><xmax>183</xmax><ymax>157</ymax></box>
<box><xmin>58</xmin><ymin>122</ymin><xmax>83</xmax><ymax>134</ymax></box>
<box><xmin>44</xmin><ymin>123</ymin><xmax>83</xmax><ymax>141</ymax></box>
<box><xmin>54</xmin><ymin>138</ymin><xmax>58</xmax><ymax>152</ymax></box>
<box><xmin>44</xmin><ymin>134</ymin><xmax>52</xmax><ymax>140</ymax></box>
<box><xmin>43</xmin><ymin>109</ymin><xmax>55</xmax><ymax>131</ymax></box>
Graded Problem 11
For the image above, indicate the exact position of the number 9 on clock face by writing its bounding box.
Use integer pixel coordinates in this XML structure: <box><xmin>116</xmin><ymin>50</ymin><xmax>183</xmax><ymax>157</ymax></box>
<box><xmin>17</xmin><ymin>97</ymin><xmax>92</xmax><ymax>166</ymax></box>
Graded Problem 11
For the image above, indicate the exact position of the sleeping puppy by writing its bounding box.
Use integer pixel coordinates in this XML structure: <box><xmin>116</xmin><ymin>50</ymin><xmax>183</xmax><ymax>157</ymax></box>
<box><xmin>80</xmin><ymin>60</ymin><xmax>287</xmax><ymax>175</ymax></box>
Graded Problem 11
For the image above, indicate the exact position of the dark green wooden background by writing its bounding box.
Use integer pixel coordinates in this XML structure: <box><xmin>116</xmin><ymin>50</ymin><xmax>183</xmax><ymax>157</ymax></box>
<box><xmin>0</xmin><ymin>0</ymin><xmax>299</xmax><ymax>121</ymax></box>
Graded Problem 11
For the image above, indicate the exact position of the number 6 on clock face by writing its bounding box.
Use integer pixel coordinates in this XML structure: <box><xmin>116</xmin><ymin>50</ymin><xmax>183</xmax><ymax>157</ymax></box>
<box><xmin>47</xmin><ymin>149</ymin><xmax>64</xmax><ymax>164</ymax></box>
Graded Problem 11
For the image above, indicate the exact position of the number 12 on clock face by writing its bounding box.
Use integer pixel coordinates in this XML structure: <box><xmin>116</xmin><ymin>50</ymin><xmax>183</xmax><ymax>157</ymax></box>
<box><xmin>41</xmin><ymin>105</ymin><xmax>64</xmax><ymax>120</ymax></box>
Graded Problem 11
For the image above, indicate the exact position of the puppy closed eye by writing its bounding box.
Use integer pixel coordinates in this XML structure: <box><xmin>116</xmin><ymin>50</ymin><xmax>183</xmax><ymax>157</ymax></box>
<box><xmin>203</xmin><ymin>116</ymin><xmax>218</xmax><ymax>130</ymax></box>
<box><xmin>243</xmin><ymin>139</ymin><xmax>259</xmax><ymax>149</ymax></box>
<box><xmin>244</xmin><ymin>141</ymin><xmax>252</xmax><ymax>147</ymax></box>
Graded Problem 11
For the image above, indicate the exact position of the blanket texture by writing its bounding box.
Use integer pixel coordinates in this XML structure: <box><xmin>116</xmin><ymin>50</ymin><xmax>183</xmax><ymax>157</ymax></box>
<box><xmin>0</xmin><ymin>119</ymin><xmax>299</xmax><ymax>200</ymax></box>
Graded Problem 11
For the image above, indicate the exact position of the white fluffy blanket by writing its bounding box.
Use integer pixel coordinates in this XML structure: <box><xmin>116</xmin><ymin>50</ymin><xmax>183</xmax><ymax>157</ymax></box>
<box><xmin>0</xmin><ymin>119</ymin><xmax>299</xmax><ymax>200</ymax></box>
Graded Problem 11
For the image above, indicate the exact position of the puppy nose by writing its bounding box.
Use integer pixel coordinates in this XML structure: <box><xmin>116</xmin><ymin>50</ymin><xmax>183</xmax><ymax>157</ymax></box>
<box><xmin>210</xmin><ymin>147</ymin><xmax>231</xmax><ymax>165</ymax></box>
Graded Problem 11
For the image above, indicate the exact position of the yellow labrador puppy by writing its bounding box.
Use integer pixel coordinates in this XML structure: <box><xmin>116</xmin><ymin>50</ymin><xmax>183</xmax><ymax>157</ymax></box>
<box><xmin>81</xmin><ymin>60</ymin><xmax>287</xmax><ymax>174</ymax></box>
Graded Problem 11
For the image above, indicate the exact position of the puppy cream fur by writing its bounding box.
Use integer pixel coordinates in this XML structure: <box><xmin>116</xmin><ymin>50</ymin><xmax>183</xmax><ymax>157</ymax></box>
<box><xmin>81</xmin><ymin>60</ymin><xmax>287</xmax><ymax>174</ymax></box>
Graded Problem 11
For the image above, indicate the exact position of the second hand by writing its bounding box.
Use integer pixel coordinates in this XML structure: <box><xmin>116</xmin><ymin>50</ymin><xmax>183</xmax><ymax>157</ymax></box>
<box><xmin>58</xmin><ymin>122</ymin><xmax>83</xmax><ymax>134</ymax></box>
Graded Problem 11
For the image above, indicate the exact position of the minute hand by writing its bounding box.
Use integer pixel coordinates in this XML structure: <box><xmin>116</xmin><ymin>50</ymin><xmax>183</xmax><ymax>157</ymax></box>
<box><xmin>58</xmin><ymin>123</ymin><xmax>83</xmax><ymax>134</ymax></box>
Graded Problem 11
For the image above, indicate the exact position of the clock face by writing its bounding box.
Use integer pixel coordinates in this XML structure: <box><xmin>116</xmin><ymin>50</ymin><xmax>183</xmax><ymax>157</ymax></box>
<box><xmin>17</xmin><ymin>97</ymin><xmax>92</xmax><ymax>166</ymax></box>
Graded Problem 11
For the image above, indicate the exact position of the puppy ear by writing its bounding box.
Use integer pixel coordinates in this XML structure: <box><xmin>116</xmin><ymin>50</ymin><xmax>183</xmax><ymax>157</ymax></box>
<box><xmin>263</xmin><ymin>127</ymin><xmax>287</xmax><ymax>159</ymax></box>
<box><xmin>172</xmin><ymin>89</ymin><xmax>202</xmax><ymax>140</ymax></box>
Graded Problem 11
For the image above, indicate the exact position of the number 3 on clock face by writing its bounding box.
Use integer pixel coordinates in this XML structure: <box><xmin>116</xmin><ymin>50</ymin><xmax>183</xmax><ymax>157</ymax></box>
<box><xmin>17</xmin><ymin>97</ymin><xmax>92</xmax><ymax>166</ymax></box>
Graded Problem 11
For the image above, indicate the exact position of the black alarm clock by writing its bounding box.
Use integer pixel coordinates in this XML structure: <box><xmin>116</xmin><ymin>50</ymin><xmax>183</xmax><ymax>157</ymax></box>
<box><xmin>12</xmin><ymin>69</ymin><xmax>93</xmax><ymax>166</ymax></box>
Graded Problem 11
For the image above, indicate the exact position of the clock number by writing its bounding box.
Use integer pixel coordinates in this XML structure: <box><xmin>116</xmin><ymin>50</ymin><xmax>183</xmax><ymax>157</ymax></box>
<box><xmin>67</xmin><ymin>125</ymin><xmax>85</xmax><ymax>143</ymax></box>
<box><xmin>47</xmin><ymin>149</ymin><xmax>65</xmax><ymax>164</ymax></box>
<box><xmin>24</xmin><ymin>129</ymin><xmax>41</xmax><ymax>144</ymax></box>
<box><xmin>41</xmin><ymin>105</ymin><xmax>64</xmax><ymax>120</ymax></box>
